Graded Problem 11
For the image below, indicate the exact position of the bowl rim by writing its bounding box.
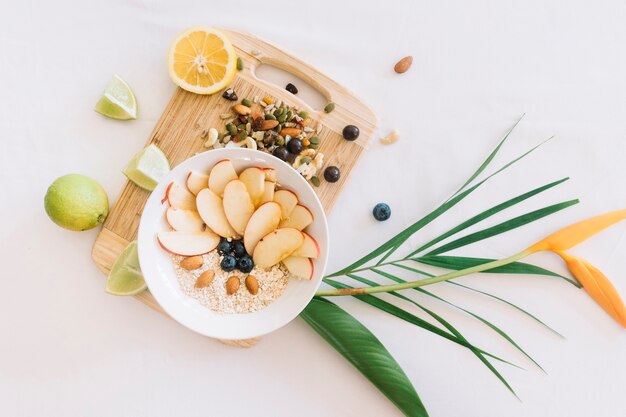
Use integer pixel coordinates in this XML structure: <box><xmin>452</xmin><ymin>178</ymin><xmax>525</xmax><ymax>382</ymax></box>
<box><xmin>137</xmin><ymin>148</ymin><xmax>329</xmax><ymax>340</ymax></box>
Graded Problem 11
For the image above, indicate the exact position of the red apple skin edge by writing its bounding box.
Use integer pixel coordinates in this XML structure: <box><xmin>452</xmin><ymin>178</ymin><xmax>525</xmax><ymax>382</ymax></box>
<box><xmin>304</xmin><ymin>233</ymin><xmax>321</xmax><ymax>257</ymax></box>
<box><xmin>298</xmin><ymin>204</ymin><xmax>314</xmax><ymax>221</ymax></box>
<box><xmin>161</xmin><ymin>182</ymin><xmax>174</xmax><ymax>205</ymax></box>
<box><xmin>306</xmin><ymin>257</ymin><xmax>314</xmax><ymax>279</ymax></box>
<box><xmin>157</xmin><ymin>236</ymin><xmax>215</xmax><ymax>257</ymax></box>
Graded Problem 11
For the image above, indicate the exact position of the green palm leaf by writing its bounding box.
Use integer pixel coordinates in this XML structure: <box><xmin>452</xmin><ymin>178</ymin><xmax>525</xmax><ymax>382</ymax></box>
<box><xmin>300</xmin><ymin>297</ymin><xmax>429</xmax><ymax>417</ymax></box>
<box><xmin>425</xmin><ymin>199</ymin><xmax>579</xmax><ymax>256</ymax></box>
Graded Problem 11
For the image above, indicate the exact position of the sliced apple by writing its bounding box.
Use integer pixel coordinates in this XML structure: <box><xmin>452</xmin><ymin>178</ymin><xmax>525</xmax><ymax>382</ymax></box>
<box><xmin>222</xmin><ymin>179</ymin><xmax>255</xmax><ymax>235</ymax></box>
<box><xmin>239</xmin><ymin>167</ymin><xmax>265</xmax><ymax>205</ymax></box>
<box><xmin>282</xmin><ymin>256</ymin><xmax>314</xmax><ymax>280</ymax></box>
<box><xmin>259</xmin><ymin>181</ymin><xmax>275</xmax><ymax>206</ymax></box>
<box><xmin>196</xmin><ymin>188</ymin><xmax>240</xmax><ymax>239</ymax></box>
<box><xmin>243</xmin><ymin>202</ymin><xmax>282</xmax><ymax>255</ymax></box>
<box><xmin>273</xmin><ymin>189</ymin><xmax>298</xmax><ymax>219</ymax></box>
<box><xmin>263</xmin><ymin>168</ymin><xmax>277</xmax><ymax>183</ymax></box>
<box><xmin>253</xmin><ymin>228</ymin><xmax>304</xmax><ymax>269</ymax></box>
<box><xmin>186</xmin><ymin>171</ymin><xmax>209</xmax><ymax>195</ymax></box>
<box><xmin>157</xmin><ymin>230</ymin><xmax>220</xmax><ymax>256</ymax></box>
<box><xmin>208</xmin><ymin>159</ymin><xmax>237</xmax><ymax>196</ymax></box>
<box><xmin>279</xmin><ymin>204</ymin><xmax>313</xmax><ymax>231</ymax></box>
<box><xmin>291</xmin><ymin>232</ymin><xmax>320</xmax><ymax>258</ymax></box>
<box><xmin>163</xmin><ymin>182</ymin><xmax>196</xmax><ymax>210</ymax></box>
<box><xmin>165</xmin><ymin>208</ymin><xmax>204</xmax><ymax>232</ymax></box>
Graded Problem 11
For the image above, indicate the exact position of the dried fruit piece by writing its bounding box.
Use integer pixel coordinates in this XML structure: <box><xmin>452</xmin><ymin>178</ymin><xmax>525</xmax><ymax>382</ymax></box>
<box><xmin>226</xmin><ymin>276</ymin><xmax>240</xmax><ymax>295</ymax></box>
<box><xmin>180</xmin><ymin>255</ymin><xmax>204</xmax><ymax>270</ymax></box>
<box><xmin>233</xmin><ymin>104</ymin><xmax>251</xmax><ymax>115</ymax></box>
<box><xmin>394</xmin><ymin>56</ymin><xmax>413</xmax><ymax>74</ymax></box>
<box><xmin>245</xmin><ymin>275</ymin><xmax>259</xmax><ymax>295</ymax></box>
<box><xmin>222</xmin><ymin>88</ymin><xmax>238</xmax><ymax>101</ymax></box>
<box><xmin>195</xmin><ymin>270</ymin><xmax>215</xmax><ymax>288</ymax></box>
<box><xmin>285</xmin><ymin>83</ymin><xmax>298</xmax><ymax>94</ymax></box>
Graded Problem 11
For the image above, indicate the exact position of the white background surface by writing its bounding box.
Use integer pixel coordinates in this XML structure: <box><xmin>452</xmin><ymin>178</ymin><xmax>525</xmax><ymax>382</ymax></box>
<box><xmin>1</xmin><ymin>1</ymin><xmax>625</xmax><ymax>416</ymax></box>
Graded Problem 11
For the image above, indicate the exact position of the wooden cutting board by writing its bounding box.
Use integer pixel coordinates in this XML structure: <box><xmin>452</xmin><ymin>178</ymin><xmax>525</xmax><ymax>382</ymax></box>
<box><xmin>91</xmin><ymin>28</ymin><xmax>378</xmax><ymax>347</ymax></box>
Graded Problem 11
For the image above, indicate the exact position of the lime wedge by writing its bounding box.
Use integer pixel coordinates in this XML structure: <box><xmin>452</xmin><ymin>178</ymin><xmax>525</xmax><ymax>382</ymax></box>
<box><xmin>123</xmin><ymin>144</ymin><xmax>170</xmax><ymax>191</ymax></box>
<box><xmin>94</xmin><ymin>74</ymin><xmax>138</xmax><ymax>120</ymax></box>
<box><xmin>106</xmin><ymin>241</ymin><xmax>146</xmax><ymax>296</ymax></box>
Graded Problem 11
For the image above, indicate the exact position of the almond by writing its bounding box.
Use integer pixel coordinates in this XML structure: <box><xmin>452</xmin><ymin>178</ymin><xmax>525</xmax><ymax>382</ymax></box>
<box><xmin>233</xmin><ymin>104</ymin><xmax>251</xmax><ymax>115</ymax></box>
<box><xmin>194</xmin><ymin>270</ymin><xmax>215</xmax><ymax>288</ymax></box>
<box><xmin>394</xmin><ymin>56</ymin><xmax>413</xmax><ymax>74</ymax></box>
<box><xmin>226</xmin><ymin>276</ymin><xmax>240</xmax><ymax>295</ymax></box>
<box><xmin>180</xmin><ymin>256</ymin><xmax>204</xmax><ymax>270</ymax></box>
<box><xmin>258</xmin><ymin>119</ymin><xmax>279</xmax><ymax>131</ymax></box>
<box><xmin>280</xmin><ymin>127</ymin><xmax>301</xmax><ymax>138</ymax></box>
<box><xmin>245</xmin><ymin>275</ymin><xmax>259</xmax><ymax>295</ymax></box>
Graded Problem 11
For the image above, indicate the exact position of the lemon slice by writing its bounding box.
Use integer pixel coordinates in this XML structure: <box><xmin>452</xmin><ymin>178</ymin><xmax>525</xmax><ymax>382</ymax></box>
<box><xmin>123</xmin><ymin>144</ymin><xmax>170</xmax><ymax>191</ymax></box>
<box><xmin>94</xmin><ymin>74</ymin><xmax>138</xmax><ymax>120</ymax></box>
<box><xmin>167</xmin><ymin>27</ymin><xmax>237</xmax><ymax>95</ymax></box>
<box><xmin>106</xmin><ymin>241</ymin><xmax>146</xmax><ymax>296</ymax></box>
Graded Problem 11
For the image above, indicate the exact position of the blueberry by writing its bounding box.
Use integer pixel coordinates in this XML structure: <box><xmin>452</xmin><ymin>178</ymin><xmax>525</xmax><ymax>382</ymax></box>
<box><xmin>342</xmin><ymin>125</ymin><xmax>360</xmax><ymax>141</ymax></box>
<box><xmin>220</xmin><ymin>255</ymin><xmax>237</xmax><ymax>272</ymax></box>
<box><xmin>285</xmin><ymin>83</ymin><xmax>298</xmax><ymax>94</ymax></box>
<box><xmin>287</xmin><ymin>138</ymin><xmax>303</xmax><ymax>154</ymax></box>
<box><xmin>232</xmin><ymin>240</ymin><xmax>246</xmax><ymax>258</ymax></box>
<box><xmin>373</xmin><ymin>203</ymin><xmax>391</xmax><ymax>221</ymax></box>
<box><xmin>273</xmin><ymin>146</ymin><xmax>289</xmax><ymax>161</ymax></box>
<box><xmin>324</xmin><ymin>166</ymin><xmax>340</xmax><ymax>183</ymax></box>
<box><xmin>237</xmin><ymin>255</ymin><xmax>254</xmax><ymax>273</ymax></box>
<box><xmin>217</xmin><ymin>238</ymin><xmax>232</xmax><ymax>255</ymax></box>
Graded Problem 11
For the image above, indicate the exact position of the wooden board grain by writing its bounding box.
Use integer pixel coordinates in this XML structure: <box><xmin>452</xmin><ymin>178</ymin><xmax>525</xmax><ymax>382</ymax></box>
<box><xmin>92</xmin><ymin>29</ymin><xmax>377</xmax><ymax>347</ymax></box>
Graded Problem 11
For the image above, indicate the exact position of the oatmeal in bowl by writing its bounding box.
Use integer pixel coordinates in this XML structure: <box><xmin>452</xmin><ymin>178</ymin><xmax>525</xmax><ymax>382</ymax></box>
<box><xmin>137</xmin><ymin>148</ymin><xmax>328</xmax><ymax>340</ymax></box>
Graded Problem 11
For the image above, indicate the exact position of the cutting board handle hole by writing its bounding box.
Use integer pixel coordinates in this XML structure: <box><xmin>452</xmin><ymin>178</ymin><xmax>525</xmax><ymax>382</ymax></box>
<box><xmin>254</xmin><ymin>63</ymin><xmax>329</xmax><ymax>111</ymax></box>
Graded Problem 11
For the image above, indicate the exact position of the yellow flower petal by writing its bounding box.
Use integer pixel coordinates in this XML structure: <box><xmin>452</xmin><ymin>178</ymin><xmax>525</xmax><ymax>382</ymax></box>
<box><xmin>527</xmin><ymin>209</ymin><xmax>626</xmax><ymax>253</ymax></box>
<box><xmin>558</xmin><ymin>252</ymin><xmax>626</xmax><ymax>328</ymax></box>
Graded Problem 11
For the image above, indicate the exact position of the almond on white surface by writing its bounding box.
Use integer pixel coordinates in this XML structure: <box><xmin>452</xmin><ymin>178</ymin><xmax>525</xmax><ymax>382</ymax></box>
<box><xmin>291</xmin><ymin>232</ymin><xmax>320</xmax><ymax>258</ymax></box>
<box><xmin>239</xmin><ymin>167</ymin><xmax>265</xmax><ymax>205</ymax></box>
<box><xmin>222</xmin><ymin>179</ymin><xmax>255</xmax><ymax>235</ymax></box>
<box><xmin>165</xmin><ymin>208</ymin><xmax>204</xmax><ymax>232</ymax></box>
<box><xmin>253</xmin><ymin>228</ymin><xmax>304</xmax><ymax>269</ymax></box>
<box><xmin>163</xmin><ymin>182</ymin><xmax>196</xmax><ymax>210</ymax></box>
<box><xmin>157</xmin><ymin>230</ymin><xmax>220</xmax><ymax>256</ymax></box>
<box><xmin>196</xmin><ymin>188</ymin><xmax>240</xmax><ymax>239</ymax></box>
<box><xmin>208</xmin><ymin>159</ymin><xmax>237</xmax><ymax>196</ymax></box>
<box><xmin>273</xmin><ymin>189</ymin><xmax>298</xmax><ymax>220</ymax></box>
<box><xmin>282</xmin><ymin>256</ymin><xmax>314</xmax><ymax>280</ymax></box>
<box><xmin>279</xmin><ymin>204</ymin><xmax>313</xmax><ymax>231</ymax></box>
<box><xmin>244</xmin><ymin>201</ymin><xmax>282</xmax><ymax>255</ymax></box>
<box><xmin>186</xmin><ymin>171</ymin><xmax>209</xmax><ymax>195</ymax></box>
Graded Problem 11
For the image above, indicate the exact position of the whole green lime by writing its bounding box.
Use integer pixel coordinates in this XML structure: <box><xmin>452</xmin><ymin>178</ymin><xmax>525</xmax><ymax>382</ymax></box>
<box><xmin>44</xmin><ymin>174</ymin><xmax>109</xmax><ymax>231</ymax></box>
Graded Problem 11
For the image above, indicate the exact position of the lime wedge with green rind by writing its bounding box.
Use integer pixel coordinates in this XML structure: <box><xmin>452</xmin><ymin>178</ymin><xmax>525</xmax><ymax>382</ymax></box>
<box><xmin>106</xmin><ymin>241</ymin><xmax>146</xmax><ymax>296</ymax></box>
<box><xmin>95</xmin><ymin>74</ymin><xmax>138</xmax><ymax>120</ymax></box>
<box><xmin>123</xmin><ymin>144</ymin><xmax>170</xmax><ymax>191</ymax></box>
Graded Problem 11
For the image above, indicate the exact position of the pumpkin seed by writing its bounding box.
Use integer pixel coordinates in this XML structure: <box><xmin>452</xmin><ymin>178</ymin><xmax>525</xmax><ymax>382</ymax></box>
<box><xmin>236</xmin><ymin>57</ymin><xmax>243</xmax><ymax>71</ymax></box>
<box><xmin>324</xmin><ymin>102</ymin><xmax>335</xmax><ymax>113</ymax></box>
<box><xmin>309</xmin><ymin>136</ymin><xmax>320</xmax><ymax>144</ymax></box>
<box><xmin>265</xmin><ymin>113</ymin><xmax>276</xmax><ymax>120</ymax></box>
<box><xmin>309</xmin><ymin>142</ymin><xmax>319</xmax><ymax>149</ymax></box>
<box><xmin>300</xmin><ymin>156</ymin><xmax>312</xmax><ymax>164</ymax></box>
<box><xmin>226</xmin><ymin>123</ymin><xmax>237</xmax><ymax>135</ymax></box>
<box><xmin>236</xmin><ymin>129</ymin><xmax>247</xmax><ymax>142</ymax></box>
<box><xmin>298</xmin><ymin>110</ymin><xmax>309</xmax><ymax>119</ymax></box>
<box><xmin>285</xmin><ymin>110</ymin><xmax>292</xmax><ymax>120</ymax></box>
<box><xmin>276</xmin><ymin>135</ymin><xmax>285</xmax><ymax>146</ymax></box>
<box><xmin>310</xmin><ymin>176</ymin><xmax>320</xmax><ymax>187</ymax></box>
<box><xmin>277</xmin><ymin>113</ymin><xmax>287</xmax><ymax>123</ymax></box>
<box><xmin>242</xmin><ymin>98</ymin><xmax>252</xmax><ymax>107</ymax></box>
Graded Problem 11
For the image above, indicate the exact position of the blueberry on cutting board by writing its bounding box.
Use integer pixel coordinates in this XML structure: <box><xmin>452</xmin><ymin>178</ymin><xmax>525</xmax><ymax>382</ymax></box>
<box><xmin>373</xmin><ymin>203</ymin><xmax>391</xmax><ymax>221</ymax></box>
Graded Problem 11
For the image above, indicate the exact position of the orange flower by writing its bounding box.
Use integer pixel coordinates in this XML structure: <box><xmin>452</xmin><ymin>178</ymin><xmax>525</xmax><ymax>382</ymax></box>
<box><xmin>527</xmin><ymin>209</ymin><xmax>626</xmax><ymax>328</ymax></box>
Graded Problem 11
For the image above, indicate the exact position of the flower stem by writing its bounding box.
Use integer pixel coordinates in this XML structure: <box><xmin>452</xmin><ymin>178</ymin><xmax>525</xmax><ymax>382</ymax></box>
<box><xmin>316</xmin><ymin>250</ymin><xmax>532</xmax><ymax>297</ymax></box>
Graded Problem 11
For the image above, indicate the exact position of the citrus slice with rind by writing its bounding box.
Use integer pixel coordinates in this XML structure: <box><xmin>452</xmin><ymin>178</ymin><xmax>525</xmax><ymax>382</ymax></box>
<box><xmin>94</xmin><ymin>74</ymin><xmax>138</xmax><ymax>120</ymax></box>
<box><xmin>123</xmin><ymin>144</ymin><xmax>170</xmax><ymax>191</ymax></box>
<box><xmin>106</xmin><ymin>241</ymin><xmax>147</xmax><ymax>296</ymax></box>
<box><xmin>167</xmin><ymin>27</ymin><xmax>237</xmax><ymax>95</ymax></box>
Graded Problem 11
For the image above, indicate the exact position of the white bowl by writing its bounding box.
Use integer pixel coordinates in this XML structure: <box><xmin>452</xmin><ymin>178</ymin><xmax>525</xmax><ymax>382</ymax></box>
<box><xmin>137</xmin><ymin>148</ymin><xmax>329</xmax><ymax>340</ymax></box>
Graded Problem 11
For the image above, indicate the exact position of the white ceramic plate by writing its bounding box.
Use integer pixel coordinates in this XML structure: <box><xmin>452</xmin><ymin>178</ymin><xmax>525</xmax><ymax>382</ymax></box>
<box><xmin>137</xmin><ymin>148</ymin><xmax>329</xmax><ymax>340</ymax></box>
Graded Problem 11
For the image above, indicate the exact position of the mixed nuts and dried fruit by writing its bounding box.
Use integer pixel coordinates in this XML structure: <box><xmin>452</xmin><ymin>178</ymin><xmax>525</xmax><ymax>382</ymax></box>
<box><xmin>204</xmin><ymin>89</ymin><xmax>337</xmax><ymax>186</ymax></box>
